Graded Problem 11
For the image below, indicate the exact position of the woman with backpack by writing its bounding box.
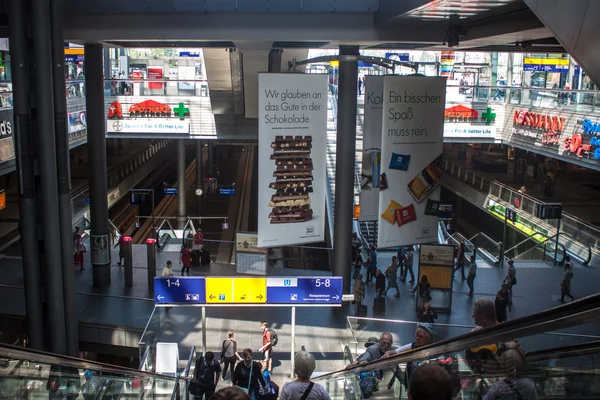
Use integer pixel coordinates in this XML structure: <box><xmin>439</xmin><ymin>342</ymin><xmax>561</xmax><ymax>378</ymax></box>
<box><xmin>233</xmin><ymin>349</ymin><xmax>266</xmax><ymax>400</ymax></box>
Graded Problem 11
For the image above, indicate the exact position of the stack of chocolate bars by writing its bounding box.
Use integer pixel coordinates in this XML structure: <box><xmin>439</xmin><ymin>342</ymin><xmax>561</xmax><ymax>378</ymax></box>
<box><xmin>268</xmin><ymin>135</ymin><xmax>314</xmax><ymax>224</ymax></box>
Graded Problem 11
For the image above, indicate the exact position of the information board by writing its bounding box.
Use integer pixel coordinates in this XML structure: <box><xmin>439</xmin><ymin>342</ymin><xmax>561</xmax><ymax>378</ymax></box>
<box><xmin>154</xmin><ymin>276</ymin><xmax>342</xmax><ymax>306</ymax></box>
<box><xmin>154</xmin><ymin>277</ymin><xmax>206</xmax><ymax>304</ymax></box>
<box><xmin>266</xmin><ymin>277</ymin><xmax>342</xmax><ymax>304</ymax></box>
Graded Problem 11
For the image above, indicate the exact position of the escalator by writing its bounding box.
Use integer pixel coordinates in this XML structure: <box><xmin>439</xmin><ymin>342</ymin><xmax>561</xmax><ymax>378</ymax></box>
<box><xmin>311</xmin><ymin>294</ymin><xmax>600</xmax><ymax>399</ymax></box>
<box><xmin>2</xmin><ymin>294</ymin><xmax>600</xmax><ymax>398</ymax></box>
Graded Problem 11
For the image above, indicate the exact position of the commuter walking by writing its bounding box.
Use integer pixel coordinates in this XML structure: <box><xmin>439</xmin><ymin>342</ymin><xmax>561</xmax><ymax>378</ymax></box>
<box><xmin>191</xmin><ymin>351</ymin><xmax>221</xmax><ymax>400</ymax></box>
<box><xmin>375</xmin><ymin>269</ymin><xmax>386</xmax><ymax>297</ymax></box>
<box><xmin>503</xmin><ymin>260</ymin><xmax>517</xmax><ymax>311</ymax></box>
<box><xmin>383</xmin><ymin>256</ymin><xmax>400</xmax><ymax>298</ymax></box>
<box><xmin>410</xmin><ymin>275</ymin><xmax>431</xmax><ymax>307</ymax></box>
<box><xmin>400</xmin><ymin>246</ymin><xmax>415</xmax><ymax>283</ymax></box>
<box><xmin>353</xmin><ymin>274</ymin><xmax>365</xmax><ymax>305</ymax></box>
<box><xmin>352</xmin><ymin>250</ymin><xmax>363</xmax><ymax>280</ymax></box>
<box><xmin>221</xmin><ymin>331</ymin><xmax>242</xmax><ymax>381</ymax></box>
<box><xmin>258</xmin><ymin>321</ymin><xmax>273</xmax><ymax>373</ymax></box>
<box><xmin>495</xmin><ymin>284</ymin><xmax>510</xmax><ymax>323</ymax></box>
<box><xmin>454</xmin><ymin>243</ymin><xmax>466</xmax><ymax>279</ymax></box>
<box><xmin>180</xmin><ymin>244</ymin><xmax>192</xmax><ymax>276</ymax></box>
<box><xmin>366</xmin><ymin>245</ymin><xmax>377</xmax><ymax>284</ymax></box>
<box><xmin>280</xmin><ymin>351</ymin><xmax>330</xmax><ymax>400</ymax></box>
<box><xmin>115</xmin><ymin>230</ymin><xmax>125</xmax><ymax>266</ymax></box>
<box><xmin>467</xmin><ymin>256</ymin><xmax>477</xmax><ymax>295</ymax></box>
<box><xmin>558</xmin><ymin>261</ymin><xmax>575</xmax><ymax>302</ymax></box>
<box><xmin>233</xmin><ymin>349</ymin><xmax>266</xmax><ymax>400</ymax></box>
<box><xmin>397</xmin><ymin>247</ymin><xmax>406</xmax><ymax>279</ymax></box>
<box><xmin>73</xmin><ymin>226</ymin><xmax>86</xmax><ymax>271</ymax></box>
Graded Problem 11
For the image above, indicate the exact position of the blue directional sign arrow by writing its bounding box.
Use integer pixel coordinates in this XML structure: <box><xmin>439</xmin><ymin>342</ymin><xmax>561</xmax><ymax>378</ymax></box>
<box><xmin>266</xmin><ymin>277</ymin><xmax>343</xmax><ymax>305</ymax></box>
<box><xmin>154</xmin><ymin>277</ymin><xmax>206</xmax><ymax>304</ymax></box>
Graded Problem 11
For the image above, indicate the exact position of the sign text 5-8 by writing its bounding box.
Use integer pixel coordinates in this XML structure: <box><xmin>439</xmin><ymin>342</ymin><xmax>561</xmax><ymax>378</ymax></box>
<box><xmin>314</xmin><ymin>278</ymin><xmax>331</xmax><ymax>287</ymax></box>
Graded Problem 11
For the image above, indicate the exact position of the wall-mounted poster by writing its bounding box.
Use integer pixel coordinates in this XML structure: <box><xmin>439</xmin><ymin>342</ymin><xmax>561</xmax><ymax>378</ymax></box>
<box><xmin>359</xmin><ymin>76</ymin><xmax>384</xmax><ymax>221</ymax></box>
<box><xmin>258</xmin><ymin>73</ymin><xmax>327</xmax><ymax>247</ymax></box>
<box><xmin>377</xmin><ymin>76</ymin><xmax>446</xmax><ymax>248</ymax></box>
<box><xmin>147</xmin><ymin>67</ymin><xmax>163</xmax><ymax>89</ymax></box>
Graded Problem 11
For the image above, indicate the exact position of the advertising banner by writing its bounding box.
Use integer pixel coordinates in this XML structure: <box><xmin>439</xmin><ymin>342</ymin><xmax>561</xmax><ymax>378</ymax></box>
<box><xmin>359</xmin><ymin>76</ymin><xmax>384</xmax><ymax>221</ymax></box>
<box><xmin>258</xmin><ymin>73</ymin><xmax>327</xmax><ymax>247</ymax></box>
<box><xmin>147</xmin><ymin>67</ymin><xmax>163</xmax><ymax>89</ymax></box>
<box><xmin>377</xmin><ymin>76</ymin><xmax>446</xmax><ymax>248</ymax></box>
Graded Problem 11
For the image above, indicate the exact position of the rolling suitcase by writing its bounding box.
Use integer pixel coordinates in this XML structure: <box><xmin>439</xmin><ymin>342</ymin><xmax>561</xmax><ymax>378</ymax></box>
<box><xmin>190</xmin><ymin>250</ymin><xmax>201</xmax><ymax>267</ymax></box>
<box><xmin>200</xmin><ymin>249</ymin><xmax>211</xmax><ymax>265</ymax></box>
<box><xmin>373</xmin><ymin>295</ymin><xmax>386</xmax><ymax>317</ymax></box>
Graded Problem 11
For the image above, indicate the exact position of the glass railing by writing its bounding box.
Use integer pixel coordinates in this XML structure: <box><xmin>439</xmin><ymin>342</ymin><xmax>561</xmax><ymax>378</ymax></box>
<box><xmin>104</xmin><ymin>78</ymin><xmax>210</xmax><ymax>98</ymax></box>
<box><xmin>470</xmin><ymin>231</ymin><xmax>502</xmax><ymax>264</ymax></box>
<box><xmin>138</xmin><ymin>306</ymin><xmax>161</xmax><ymax>372</ymax></box>
<box><xmin>0</xmin><ymin>341</ymin><xmax>187</xmax><ymax>399</ymax></box>
<box><xmin>312</xmin><ymin>294</ymin><xmax>600</xmax><ymax>400</ymax></box>
<box><xmin>504</xmin><ymin>231</ymin><xmax>566</xmax><ymax>264</ymax></box>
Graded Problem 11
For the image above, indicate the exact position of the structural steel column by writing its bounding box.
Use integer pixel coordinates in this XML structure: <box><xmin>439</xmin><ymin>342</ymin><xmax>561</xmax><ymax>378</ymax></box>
<box><xmin>208</xmin><ymin>141</ymin><xmax>214</xmax><ymax>176</ymax></box>
<box><xmin>513</xmin><ymin>147</ymin><xmax>527</xmax><ymax>184</ymax></box>
<box><xmin>196</xmin><ymin>141</ymin><xmax>203</xmax><ymax>216</ymax></box>
<box><xmin>50</xmin><ymin>0</ymin><xmax>78</xmax><ymax>356</ymax></box>
<box><xmin>85</xmin><ymin>43</ymin><xmax>111</xmax><ymax>287</ymax></box>
<box><xmin>8</xmin><ymin>0</ymin><xmax>44</xmax><ymax>351</ymax></box>
<box><xmin>268</xmin><ymin>49</ymin><xmax>282</xmax><ymax>73</ymax></box>
<box><xmin>177</xmin><ymin>140</ymin><xmax>187</xmax><ymax>228</ymax></box>
<box><xmin>103</xmin><ymin>48</ymin><xmax>111</xmax><ymax>79</ymax></box>
<box><xmin>333</xmin><ymin>45</ymin><xmax>359</xmax><ymax>294</ymax></box>
<box><xmin>31</xmin><ymin>0</ymin><xmax>67</xmax><ymax>354</ymax></box>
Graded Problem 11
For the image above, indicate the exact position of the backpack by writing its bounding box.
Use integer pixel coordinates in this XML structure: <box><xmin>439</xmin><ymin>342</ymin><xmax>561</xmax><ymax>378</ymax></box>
<box><xmin>269</xmin><ymin>329</ymin><xmax>278</xmax><ymax>347</ymax></box>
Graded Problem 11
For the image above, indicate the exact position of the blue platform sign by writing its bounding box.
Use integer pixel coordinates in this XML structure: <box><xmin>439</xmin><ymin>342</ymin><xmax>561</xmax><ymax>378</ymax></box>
<box><xmin>164</xmin><ymin>187</ymin><xmax>178</xmax><ymax>195</ymax></box>
<box><xmin>179</xmin><ymin>51</ymin><xmax>200</xmax><ymax>58</ymax></box>
<box><xmin>154</xmin><ymin>277</ymin><xmax>206</xmax><ymax>304</ymax></box>
<box><xmin>266</xmin><ymin>277</ymin><xmax>343</xmax><ymax>305</ymax></box>
<box><xmin>385</xmin><ymin>52</ymin><xmax>410</xmax><ymax>62</ymax></box>
<box><xmin>219</xmin><ymin>188</ymin><xmax>235</xmax><ymax>195</ymax></box>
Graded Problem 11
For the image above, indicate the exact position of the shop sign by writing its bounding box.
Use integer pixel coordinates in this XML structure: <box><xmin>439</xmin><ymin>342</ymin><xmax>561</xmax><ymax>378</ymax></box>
<box><xmin>106</xmin><ymin>119</ymin><xmax>190</xmax><ymax>134</ymax></box>
<box><xmin>443</xmin><ymin>105</ymin><xmax>496</xmax><ymax>139</ymax></box>
<box><xmin>108</xmin><ymin>100</ymin><xmax>190</xmax><ymax>120</ymax></box>
<box><xmin>512</xmin><ymin>109</ymin><xmax>565</xmax><ymax>146</ymax></box>
<box><xmin>523</xmin><ymin>57</ymin><xmax>568</xmax><ymax>73</ymax></box>
<box><xmin>562</xmin><ymin>118</ymin><xmax>600</xmax><ymax>160</ymax></box>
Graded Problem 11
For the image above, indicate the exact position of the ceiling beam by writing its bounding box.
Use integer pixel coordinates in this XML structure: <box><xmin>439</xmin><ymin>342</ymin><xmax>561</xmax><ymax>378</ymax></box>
<box><xmin>374</xmin><ymin>0</ymin><xmax>435</xmax><ymax>27</ymax></box>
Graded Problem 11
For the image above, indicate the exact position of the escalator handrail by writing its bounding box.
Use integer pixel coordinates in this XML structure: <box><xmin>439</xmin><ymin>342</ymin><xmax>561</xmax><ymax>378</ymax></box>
<box><xmin>172</xmin><ymin>346</ymin><xmax>196</xmax><ymax>400</ymax></box>
<box><xmin>526</xmin><ymin>340</ymin><xmax>600</xmax><ymax>363</ymax></box>
<box><xmin>557</xmin><ymin>230</ymin><xmax>593</xmax><ymax>265</ymax></box>
<box><xmin>311</xmin><ymin>293</ymin><xmax>600</xmax><ymax>381</ymax></box>
<box><xmin>503</xmin><ymin>231</ymin><xmax>555</xmax><ymax>258</ymax></box>
<box><xmin>0</xmin><ymin>342</ymin><xmax>191</xmax><ymax>382</ymax></box>
<box><xmin>344</xmin><ymin>345</ymin><xmax>354</xmax><ymax>365</ymax></box>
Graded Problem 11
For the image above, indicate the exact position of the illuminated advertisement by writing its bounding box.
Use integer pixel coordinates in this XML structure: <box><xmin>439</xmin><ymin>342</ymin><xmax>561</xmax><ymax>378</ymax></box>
<box><xmin>105</xmin><ymin>99</ymin><xmax>190</xmax><ymax>134</ymax></box>
<box><xmin>485</xmin><ymin>198</ymin><xmax>549</xmax><ymax>239</ymax></box>
<box><xmin>443</xmin><ymin>104</ymin><xmax>497</xmax><ymax>139</ymax></box>
<box><xmin>562</xmin><ymin>118</ymin><xmax>600</xmax><ymax>161</ymax></box>
<box><xmin>0</xmin><ymin>109</ymin><xmax>14</xmax><ymax>164</ymax></box>
<box><xmin>512</xmin><ymin>109</ymin><xmax>565</xmax><ymax>147</ymax></box>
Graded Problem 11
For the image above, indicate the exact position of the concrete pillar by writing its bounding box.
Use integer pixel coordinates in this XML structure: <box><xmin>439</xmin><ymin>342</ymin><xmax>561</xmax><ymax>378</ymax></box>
<box><xmin>31</xmin><ymin>0</ymin><xmax>67</xmax><ymax>354</ymax></box>
<box><xmin>208</xmin><ymin>141</ymin><xmax>214</xmax><ymax>176</ymax></box>
<box><xmin>333</xmin><ymin>45</ymin><xmax>359</xmax><ymax>294</ymax></box>
<box><xmin>50</xmin><ymin>0</ymin><xmax>78</xmax><ymax>357</ymax></box>
<box><xmin>8</xmin><ymin>0</ymin><xmax>44</xmax><ymax>351</ymax></box>
<box><xmin>196</xmin><ymin>141</ymin><xmax>203</xmax><ymax>216</ymax></box>
<box><xmin>103</xmin><ymin>48</ymin><xmax>111</xmax><ymax>79</ymax></box>
<box><xmin>268</xmin><ymin>49</ymin><xmax>282</xmax><ymax>73</ymax></box>
<box><xmin>513</xmin><ymin>147</ymin><xmax>527</xmax><ymax>184</ymax></box>
<box><xmin>85</xmin><ymin>43</ymin><xmax>111</xmax><ymax>287</ymax></box>
<box><xmin>177</xmin><ymin>140</ymin><xmax>187</xmax><ymax>228</ymax></box>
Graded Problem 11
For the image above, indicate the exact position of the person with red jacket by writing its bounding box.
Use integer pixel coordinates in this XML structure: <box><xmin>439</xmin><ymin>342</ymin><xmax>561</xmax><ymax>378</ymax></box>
<box><xmin>180</xmin><ymin>245</ymin><xmax>192</xmax><ymax>276</ymax></box>
<box><xmin>193</xmin><ymin>229</ymin><xmax>204</xmax><ymax>251</ymax></box>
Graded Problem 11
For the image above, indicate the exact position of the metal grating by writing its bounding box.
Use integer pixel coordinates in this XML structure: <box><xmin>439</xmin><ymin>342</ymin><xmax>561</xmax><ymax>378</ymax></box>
<box><xmin>104</xmin><ymin>41</ymin><xmax>236</xmax><ymax>48</ymax></box>
<box><xmin>367</xmin><ymin>42</ymin><xmax>433</xmax><ymax>49</ymax></box>
<box><xmin>272</xmin><ymin>41</ymin><xmax>329</xmax><ymax>49</ymax></box>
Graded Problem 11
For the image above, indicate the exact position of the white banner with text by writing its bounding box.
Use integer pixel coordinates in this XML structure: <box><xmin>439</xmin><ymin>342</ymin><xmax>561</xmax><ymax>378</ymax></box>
<box><xmin>377</xmin><ymin>76</ymin><xmax>446</xmax><ymax>248</ymax></box>
<box><xmin>258</xmin><ymin>73</ymin><xmax>328</xmax><ymax>247</ymax></box>
<box><xmin>359</xmin><ymin>76</ymin><xmax>384</xmax><ymax>221</ymax></box>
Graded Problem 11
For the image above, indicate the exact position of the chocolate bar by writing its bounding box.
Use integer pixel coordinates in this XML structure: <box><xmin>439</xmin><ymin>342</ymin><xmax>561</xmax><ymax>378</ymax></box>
<box><xmin>273</xmin><ymin>171</ymin><xmax>313</xmax><ymax>178</ymax></box>
<box><xmin>381</xmin><ymin>199</ymin><xmax>403</xmax><ymax>224</ymax></box>
<box><xmin>424</xmin><ymin>199</ymin><xmax>440</xmax><ymax>216</ymax></box>
<box><xmin>380</xmin><ymin>172</ymin><xmax>389</xmax><ymax>190</ymax></box>
<box><xmin>268</xmin><ymin>135</ymin><xmax>315</xmax><ymax>225</ymax></box>
<box><xmin>407</xmin><ymin>160</ymin><xmax>442</xmax><ymax>203</ymax></box>
<box><xmin>389</xmin><ymin>153</ymin><xmax>411</xmax><ymax>171</ymax></box>
<box><xmin>395</xmin><ymin>204</ymin><xmax>417</xmax><ymax>227</ymax></box>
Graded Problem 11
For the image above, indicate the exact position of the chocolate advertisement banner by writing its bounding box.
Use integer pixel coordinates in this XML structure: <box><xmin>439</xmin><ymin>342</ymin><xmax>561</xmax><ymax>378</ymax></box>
<box><xmin>258</xmin><ymin>73</ymin><xmax>327</xmax><ymax>247</ymax></box>
<box><xmin>359</xmin><ymin>76</ymin><xmax>384</xmax><ymax>221</ymax></box>
<box><xmin>377</xmin><ymin>76</ymin><xmax>446</xmax><ymax>248</ymax></box>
